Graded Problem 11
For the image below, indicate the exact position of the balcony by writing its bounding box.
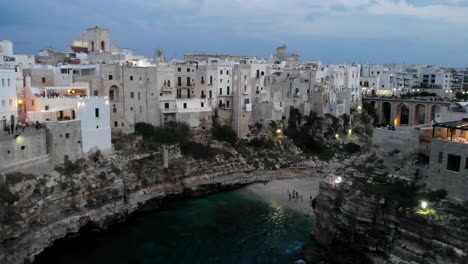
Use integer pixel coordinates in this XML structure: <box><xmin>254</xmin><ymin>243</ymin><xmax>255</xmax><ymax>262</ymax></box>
<box><xmin>218</xmin><ymin>93</ymin><xmax>233</xmax><ymax>97</ymax></box>
<box><xmin>161</xmin><ymin>107</ymin><xmax>177</xmax><ymax>113</ymax></box>
<box><xmin>161</xmin><ymin>87</ymin><xmax>173</xmax><ymax>92</ymax></box>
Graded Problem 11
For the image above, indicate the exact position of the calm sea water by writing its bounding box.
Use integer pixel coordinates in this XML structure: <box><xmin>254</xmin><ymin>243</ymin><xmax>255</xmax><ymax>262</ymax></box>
<box><xmin>34</xmin><ymin>190</ymin><xmax>314</xmax><ymax>264</ymax></box>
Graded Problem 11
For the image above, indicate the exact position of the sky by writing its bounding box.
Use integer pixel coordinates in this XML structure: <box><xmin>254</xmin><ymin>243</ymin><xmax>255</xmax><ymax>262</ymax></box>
<box><xmin>1</xmin><ymin>0</ymin><xmax>468</xmax><ymax>67</ymax></box>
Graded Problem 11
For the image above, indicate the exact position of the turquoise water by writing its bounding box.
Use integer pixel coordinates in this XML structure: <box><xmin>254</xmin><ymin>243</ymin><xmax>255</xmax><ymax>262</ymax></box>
<box><xmin>34</xmin><ymin>191</ymin><xmax>314</xmax><ymax>264</ymax></box>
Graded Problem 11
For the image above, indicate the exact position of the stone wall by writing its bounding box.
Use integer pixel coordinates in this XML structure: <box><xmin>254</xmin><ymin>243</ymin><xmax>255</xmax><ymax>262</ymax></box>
<box><xmin>426</xmin><ymin>138</ymin><xmax>468</xmax><ymax>201</ymax></box>
<box><xmin>45</xmin><ymin>120</ymin><xmax>83</xmax><ymax>163</ymax></box>
<box><xmin>0</xmin><ymin>128</ymin><xmax>47</xmax><ymax>169</ymax></box>
<box><xmin>372</xmin><ymin>127</ymin><xmax>420</xmax><ymax>157</ymax></box>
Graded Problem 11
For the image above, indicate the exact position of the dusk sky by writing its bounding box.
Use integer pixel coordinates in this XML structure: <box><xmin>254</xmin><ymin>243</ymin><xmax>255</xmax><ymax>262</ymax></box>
<box><xmin>1</xmin><ymin>0</ymin><xmax>468</xmax><ymax>67</ymax></box>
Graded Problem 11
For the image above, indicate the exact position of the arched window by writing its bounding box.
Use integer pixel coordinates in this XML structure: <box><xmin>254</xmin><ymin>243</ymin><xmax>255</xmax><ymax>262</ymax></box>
<box><xmin>100</xmin><ymin>41</ymin><xmax>105</xmax><ymax>51</ymax></box>
<box><xmin>91</xmin><ymin>41</ymin><xmax>95</xmax><ymax>51</ymax></box>
<box><xmin>109</xmin><ymin>85</ymin><xmax>119</xmax><ymax>101</ymax></box>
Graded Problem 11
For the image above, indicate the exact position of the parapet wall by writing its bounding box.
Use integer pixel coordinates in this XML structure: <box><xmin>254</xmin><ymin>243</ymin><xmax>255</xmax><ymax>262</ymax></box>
<box><xmin>0</xmin><ymin>128</ymin><xmax>48</xmax><ymax>169</ymax></box>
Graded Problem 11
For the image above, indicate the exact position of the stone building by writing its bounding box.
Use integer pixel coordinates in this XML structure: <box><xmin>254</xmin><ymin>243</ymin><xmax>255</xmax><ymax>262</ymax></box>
<box><xmin>426</xmin><ymin>119</ymin><xmax>468</xmax><ymax>200</ymax></box>
<box><xmin>0</xmin><ymin>66</ymin><xmax>21</xmax><ymax>130</ymax></box>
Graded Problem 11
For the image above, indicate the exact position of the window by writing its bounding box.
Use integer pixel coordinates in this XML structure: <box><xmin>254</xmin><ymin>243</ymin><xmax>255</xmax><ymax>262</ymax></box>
<box><xmin>447</xmin><ymin>154</ymin><xmax>461</xmax><ymax>172</ymax></box>
<box><xmin>201</xmin><ymin>76</ymin><xmax>205</xmax><ymax>84</ymax></box>
<box><xmin>210</xmin><ymin>76</ymin><xmax>213</xmax><ymax>84</ymax></box>
<box><xmin>466</xmin><ymin>157</ymin><xmax>468</xmax><ymax>169</ymax></box>
<box><xmin>178</xmin><ymin>67</ymin><xmax>181</xmax><ymax>72</ymax></box>
<box><xmin>201</xmin><ymin>102</ymin><xmax>204</xmax><ymax>107</ymax></box>
<box><xmin>187</xmin><ymin>77</ymin><xmax>191</xmax><ymax>86</ymax></box>
<box><xmin>130</xmin><ymin>76</ymin><xmax>133</xmax><ymax>81</ymax></box>
<box><xmin>178</xmin><ymin>77</ymin><xmax>182</xmax><ymax>86</ymax></box>
<box><xmin>226</xmin><ymin>70</ymin><xmax>229</xmax><ymax>75</ymax></box>
<box><xmin>95</xmin><ymin>108</ymin><xmax>100</xmax><ymax>118</ymax></box>
<box><xmin>114</xmin><ymin>121</ymin><xmax>118</xmax><ymax>127</ymax></box>
<box><xmin>109</xmin><ymin>90</ymin><xmax>115</xmax><ymax>101</ymax></box>
<box><xmin>165</xmin><ymin>103</ymin><xmax>169</xmax><ymax>109</ymax></box>
<box><xmin>219</xmin><ymin>88</ymin><xmax>222</xmax><ymax>95</ymax></box>
<box><xmin>113</xmin><ymin>105</ymin><xmax>117</xmax><ymax>113</ymax></box>
<box><xmin>183</xmin><ymin>103</ymin><xmax>187</xmax><ymax>109</ymax></box>
<box><xmin>220</xmin><ymin>70</ymin><xmax>223</xmax><ymax>75</ymax></box>
<box><xmin>130</xmin><ymin>92</ymin><xmax>134</xmax><ymax>98</ymax></box>
<box><xmin>226</xmin><ymin>101</ymin><xmax>230</xmax><ymax>108</ymax></box>
<box><xmin>93</xmin><ymin>90</ymin><xmax>98</xmax><ymax>96</ymax></box>
<box><xmin>227</xmin><ymin>86</ymin><xmax>230</xmax><ymax>95</ymax></box>
<box><xmin>108</xmin><ymin>75</ymin><xmax>113</xmax><ymax>80</ymax></box>
<box><xmin>130</xmin><ymin>107</ymin><xmax>133</xmax><ymax>111</ymax></box>
<box><xmin>42</xmin><ymin>77</ymin><xmax>46</xmax><ymax>83</ymax></box>
<box><xmin>65</xmin><ymin>133</ymin><xmax>70</xmax><ymax>139</ymax></box>
<box><xmin>1</xmin><ymin>79</ymin><xmax>4</xmax><ymax>87</ymax></box>
<box><xmin>438</xmin><ymin>152</ymin><xmax>443</xmax><ymax>163</ymax></box>
<box><xmin>209</xmin><ymin>90</ymin><xmax>212</xmax><ymax>98</ymax></box>
<box><xmin>45</xmin><ymin>105</ymin><xmax>49</xmax><ymax>110</ymax></box>
<box><xmin>138</xmin><ymin>92</ymin><xmax>141</xmax><ymax>100</ymax></box>
<box><xmin>21</xmin><ymin>146</ymin><xmax>26</xmax><ymax>151</ymax></box>
<box><xmin>187</xmin><ymin>68</ymin><xmax>190</xmax><ymax>72</ymax></box>
<box><xmin>7</xmin><ymin>79</ymin><xmax>10</xmax><ymax>87</ymax></box>
<box><xmin>261</xmin><ymin>71</ymin><xmax>264</xmax><ymax>76</ymax></box>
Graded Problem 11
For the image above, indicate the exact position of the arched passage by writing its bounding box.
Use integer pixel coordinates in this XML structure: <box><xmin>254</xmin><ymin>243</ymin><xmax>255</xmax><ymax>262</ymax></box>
<box><xmin>395</xmin><ymin>103</ymin><xmax>409</xmax><ymax>126</ymax></box>
<box><xmin>109</xmin><ymin>85</ymin><xmax>119</xmax><ymax>101</ymax></box>
<box><xmin>414</xmin><ymin>104</ymin><xmax>426</xmax><ymax>125</ymax></box>
<box><xmin>382</xmin><ymin>102</ymin><xmax>391</xmax><ymax>125</ymax></box>
<box><xmin>430</xmin><ymin>105</ymin><xmax>441</xmax><ymax>122</ymax></box>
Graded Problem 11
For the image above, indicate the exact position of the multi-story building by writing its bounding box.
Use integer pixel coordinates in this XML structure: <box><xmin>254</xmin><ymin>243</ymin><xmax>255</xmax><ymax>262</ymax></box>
<box><xmin>0</xmin><ymin>66</ymin><xmax>20</xmax><ymax>130</ymax></box>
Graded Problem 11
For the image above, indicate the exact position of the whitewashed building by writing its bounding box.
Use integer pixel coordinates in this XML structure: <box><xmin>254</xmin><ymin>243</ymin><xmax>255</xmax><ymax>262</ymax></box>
<box><xmin>0</xmin><ymin>67</ymin><xmax>20</xmax><ymax>130</ymax></box>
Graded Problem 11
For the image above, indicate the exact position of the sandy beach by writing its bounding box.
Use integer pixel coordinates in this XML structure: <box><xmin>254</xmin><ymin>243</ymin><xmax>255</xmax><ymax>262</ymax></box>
<box><xmin>237</xmin><ymin>175</ymin><xmax>324</xmax><ymax>216</ymax></box>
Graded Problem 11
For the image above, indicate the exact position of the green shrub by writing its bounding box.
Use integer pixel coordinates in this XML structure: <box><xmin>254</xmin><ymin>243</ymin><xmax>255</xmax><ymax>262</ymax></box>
<box><xmin>180</xmin><ymin>141</ymin><xmax>216</xmax><ymax>160</ymax></box>
<box><xmin>361</xmin><ymin>180</ymin><xmax>423</xmax><ymax>208</ymax></box>
<box><xmin>426</xmin><ymin>189</ymin><xmax>448</xmax><ymax>201</ymax></box>
<box><xmin>212</xmin><ymin>124</ymin><xmax>237</xmax><ymax>145</ymax></box>
<box><xmin>0</xmin><ymin>184</ymin><xmax>19</xmax><ymax>205</ymax></box>
<box><xmin>343</xmin><ymin>142</ymin><xmax>361</xmax><ymax>154</ymax></box>
<box><xmin>135</xmin><ymin>122</ymin><xmax>191</xmax><ymax>145</ymax></box>
<box><xmin>248</xmin><ymin>138</ymin><xmax>275</xmax><ymax>149</ymax></box>
<box><xmin>318</xmin><ymin>147</ymin><xmax>335</xmax><ymax>161</ymax></box>
<box><xmin>5</xmin><ymin>172</ymin><xmax>34</xmax><ymax>185</ymax></box>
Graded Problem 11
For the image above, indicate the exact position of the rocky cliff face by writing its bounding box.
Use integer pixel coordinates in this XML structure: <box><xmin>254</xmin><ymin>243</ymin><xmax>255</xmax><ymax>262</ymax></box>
<box><xmin>307</xmin><ymin>152</ymin><xmax>468</xmax><ymax>264</ymax></box>
<box><xmin>0</xmin><ymin>138</ymin><xmax>317</xmax><ymax>264</ymax></box>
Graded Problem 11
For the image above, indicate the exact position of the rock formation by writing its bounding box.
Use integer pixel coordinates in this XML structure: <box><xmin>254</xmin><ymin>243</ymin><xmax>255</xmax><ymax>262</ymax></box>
<box><xmin>0</xmin><ymin>135</ymin><xmax>317</xmax><ymax>264</ymax></box>
<box><xmin>306</xmin><ymin>152</ymin><xmax>468</xmax><ymax>264</ymax></box>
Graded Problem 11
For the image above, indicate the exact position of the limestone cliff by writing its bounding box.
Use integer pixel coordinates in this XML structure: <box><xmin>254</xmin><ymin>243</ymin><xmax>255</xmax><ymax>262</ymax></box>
<box><xmin>306</xmin><ymin>153</ymin><xmax>468</xmax><ymax>264</ymax></box>
<box><xmin>0</xmin><ymin>138</ymin><xmax>316</xmax><ymax>264</ymax></box>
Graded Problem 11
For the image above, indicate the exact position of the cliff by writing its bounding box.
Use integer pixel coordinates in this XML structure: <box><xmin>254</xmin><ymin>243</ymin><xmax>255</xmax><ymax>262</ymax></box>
<box><xmin>0</xmin><ymin>137</ymin><xmax>317</xmax><ymax>264</ymax></box>
<box><xmin>307</xmin><ymin>152</ymin><xmax>468</xmax><ymax>264</ymax></box>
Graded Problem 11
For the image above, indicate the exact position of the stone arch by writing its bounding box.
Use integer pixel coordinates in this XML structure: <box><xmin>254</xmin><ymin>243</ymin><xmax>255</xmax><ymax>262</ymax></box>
<box><xmin>396</xmin><ymin>103</ymin><xmax>409</xmax><ymax>126</ymax></box>
<box><xmin>382</xmin><ymin>102</ymin><xmax>392</xmax><ymax>125</ymax></box>
<box><xmin>430</xmin><ymin>104</ymin><xmax>441</xmax><ymax>122</ymax></box>
<box><xmin>414</xmin><ymin>104</ymin><xmax>426</xmax><ymax>125</ymax></box>
<box><xmin>109</xmin><ymin>85</ymin><xmax>119</xmax><ymax>101</ymax></box>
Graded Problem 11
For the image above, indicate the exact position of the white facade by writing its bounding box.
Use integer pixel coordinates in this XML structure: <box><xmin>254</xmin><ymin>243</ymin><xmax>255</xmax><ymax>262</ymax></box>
<box><xmin>0</xmin><ymin>67</ymin><xmax>19</xmax><ymax>129</ymax></box>
<box><xmin>28</xmin><ymin>97</ymin><xmax>111</xmax><ymax>153</ymax></box>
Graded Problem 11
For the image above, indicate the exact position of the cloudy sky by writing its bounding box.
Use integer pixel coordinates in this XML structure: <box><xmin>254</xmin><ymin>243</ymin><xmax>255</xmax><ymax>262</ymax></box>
<box><xmin>1</xmin><ymin>0</ymin><xmax>468</xmax><ymax>67</ymax></box>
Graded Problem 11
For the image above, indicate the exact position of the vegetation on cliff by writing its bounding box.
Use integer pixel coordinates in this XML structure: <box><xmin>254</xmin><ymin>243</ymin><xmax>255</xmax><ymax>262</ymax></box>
<box><xmin>285</xmin><ymin>107</ymin><xmax>373</xmax><ymax>161</ymax></box>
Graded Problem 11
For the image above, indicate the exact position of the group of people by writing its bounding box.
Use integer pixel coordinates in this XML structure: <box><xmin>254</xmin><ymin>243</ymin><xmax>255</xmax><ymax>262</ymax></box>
<box><xmin>3</xmin><ymin>120</ymin><xmax>43</xmax><ymax>136</ymax></box>
<box><xmin>288</xmin><ymin>190</ymin><xmax>304</xmax><ymax>201</ymax></box>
